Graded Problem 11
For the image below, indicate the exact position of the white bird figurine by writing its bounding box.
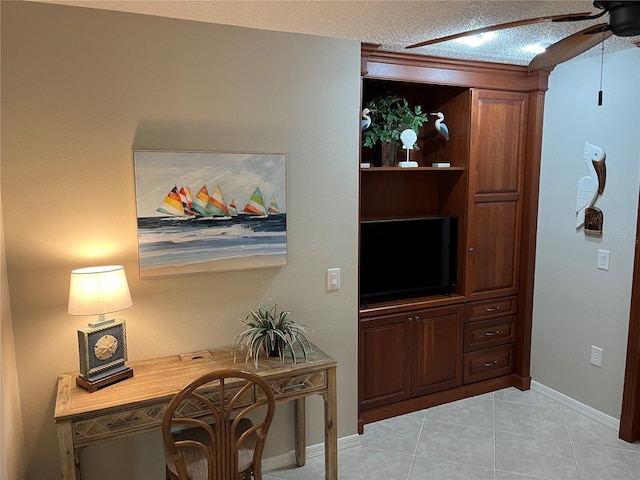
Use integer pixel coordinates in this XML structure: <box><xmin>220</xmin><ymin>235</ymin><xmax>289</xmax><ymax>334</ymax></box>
<box><xmin>575</xmin><ymin>141</ymin><xmax>606</xmax><ymax>229</ymax></box>
<box><xmin>361</xmin><ymin>108</ymin><xmax>372</xmax><ymax>130</ymax></box>
<box><xmin>430</xmin><ymin>112</ymin><xmax>449</xmax><ymax>141</ymax></box>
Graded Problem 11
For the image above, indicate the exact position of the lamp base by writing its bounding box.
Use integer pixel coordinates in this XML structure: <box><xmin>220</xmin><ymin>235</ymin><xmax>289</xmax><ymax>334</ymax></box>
<box><xmin>76</xmin><ymin>367</ymin><xmax>134</xmax><ymax>393</ymax></box>
<box><xmin>398</xmin><ymin>161</ymin><xmax>418</xmax><ymax>168</ymax></box>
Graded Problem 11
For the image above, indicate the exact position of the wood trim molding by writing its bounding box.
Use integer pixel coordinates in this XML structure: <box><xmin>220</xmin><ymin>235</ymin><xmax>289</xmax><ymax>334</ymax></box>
<box><xmin>619</xmin><ymin>191</ymin><xmax>640</xmax><ymax>442</ymax></box>
<box><xmin>361</xmin><ymin>43</ymin><xmax>550</xmax><ymax>93</ymax></box>
<box><xmin>515</xmin><ymin>89</ymin><xmax>546</xmax><ymax>378</ymax></box>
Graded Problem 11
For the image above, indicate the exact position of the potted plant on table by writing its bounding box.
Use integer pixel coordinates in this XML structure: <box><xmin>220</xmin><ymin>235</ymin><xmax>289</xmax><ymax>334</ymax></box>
<box><xmin>235</xmin><ymin>300</ymin><xmax>312</xmax><ymax>367</ymax></box>
<box><xmin>362</xmin><ymin>92</ymin><xmax>429</xmax><ymax>166</ymax></box>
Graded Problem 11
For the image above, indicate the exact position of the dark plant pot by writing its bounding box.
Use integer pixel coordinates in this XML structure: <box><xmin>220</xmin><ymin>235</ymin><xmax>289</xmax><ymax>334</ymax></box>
<box><xmin>268</xmin><ymin>348</ymin><xmax>280</xmax><ymax>358</ymax></box>
<box><xmin>381</xmin><ymin>141</ymin><xmax>398</xmax><ymax>166</ymax></box>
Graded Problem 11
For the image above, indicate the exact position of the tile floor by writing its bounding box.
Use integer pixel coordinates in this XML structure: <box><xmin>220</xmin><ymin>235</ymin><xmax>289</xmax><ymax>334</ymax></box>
<box><xmin>265</xmin><ymin>387</ymin><xmax>640</xmax><ymax>480</ymax></box>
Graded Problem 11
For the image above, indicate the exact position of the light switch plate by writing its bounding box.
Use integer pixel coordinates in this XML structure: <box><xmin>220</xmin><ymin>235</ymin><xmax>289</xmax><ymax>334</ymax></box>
<box><xmin>597</xmin><ymin>249</ymin><xmax>610</xmax><ymax>271</ymax></box>
<box><xmin>326</xmin><ymin>268</ymin><xmax>340</xmax><ymax>291</ymax></box>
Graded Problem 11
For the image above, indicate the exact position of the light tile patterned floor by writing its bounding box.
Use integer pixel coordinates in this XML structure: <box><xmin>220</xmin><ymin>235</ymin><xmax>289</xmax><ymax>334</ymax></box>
<box><xmin>265</xmin><ymin>387</ymin><xmax>640</xmax><ymax>480</ymax></box>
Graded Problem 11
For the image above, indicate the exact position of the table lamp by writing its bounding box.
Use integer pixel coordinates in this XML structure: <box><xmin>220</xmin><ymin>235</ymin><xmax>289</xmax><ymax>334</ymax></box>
<box><xmin>68</xmin><ymin>265</ymin><xmax>134</xmax><ymax>392</ymax></box>
<box><xmin>399</xmin><ymin>128</ymin><xmax>418</xmax><ymax>168</ymax></box>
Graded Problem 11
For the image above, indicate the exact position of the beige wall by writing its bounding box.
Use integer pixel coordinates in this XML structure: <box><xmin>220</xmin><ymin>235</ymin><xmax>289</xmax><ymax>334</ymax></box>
<box><xmin>1</xmin><ymin>163</ymin><xmax>28</xmax><ymax>480</ymax></box>
<box><xmin>533</xmin><ymin>47</ymin><xmax>640</xmax><ymax>418</ymax></box>
<box><xmin>1</xmin><ymin>2</ymin><xmax>360</xmax><ymax>478</ymax></box>
<box><xmin>2</xmin><ymin>4</ymin><xmax>28</xmax><ymax>478</ymax></box>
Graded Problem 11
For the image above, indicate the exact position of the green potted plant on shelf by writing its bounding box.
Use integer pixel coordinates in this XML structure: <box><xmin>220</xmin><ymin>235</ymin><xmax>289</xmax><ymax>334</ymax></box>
<box><xmin>362</xmin><ymin>92</ymin><xmax>429</xmax><ymax>166</ymax></box>
<box><xmin>235</xmin><ymin>300</ymin><xmax>312</xmax><ymax>367</ymax></box>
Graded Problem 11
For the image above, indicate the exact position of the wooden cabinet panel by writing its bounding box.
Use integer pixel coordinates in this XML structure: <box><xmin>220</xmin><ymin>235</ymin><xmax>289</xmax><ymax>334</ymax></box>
<box><xmin>465</xmin><ymin>296</ymin><xmax>518</xmax><ymax>322</ymax></box>
<box><xmin>359</xmin><ymin>314</ymin><xmax>411</xmax><ymax>410</ymax></box>
<box><xmin>412</xmin><ymin>305</ymin><xmax>463</xmax><ymax>396</ymax></box>
<box><xmin>467</xmin><ymin>201</ymin><xmax>519</xmax><ymax>295</ymax></box>
<box><xmin>464</xmin><ymin>344</ymin><xmax>515</xmax><ymax>384</ymax></box>
<box><xmin>359</xmin><ymin>305</ymin><xmax>463</xmax><ymax>410</ymax></box>
<box><xmin>464</xmin><ymin>315</ymin><xmax>516</xmax><ymax>352</ymax></box>
<box><xmin>466</xmin><ymin>90</ymin><xmax>526</xmax><ymax>299</ymax></box>
<box><xmin>470</xmin><ymin>90</ymin><xmax>527</xmax><ymax>196</ymax></box>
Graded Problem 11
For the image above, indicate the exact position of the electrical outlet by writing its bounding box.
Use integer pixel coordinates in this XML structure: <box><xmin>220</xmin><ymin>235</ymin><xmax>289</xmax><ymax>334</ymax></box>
<box><xmin>590</xmin><ymin>345</ymin><xmax>603</xmax><ymax>367</ymax></box>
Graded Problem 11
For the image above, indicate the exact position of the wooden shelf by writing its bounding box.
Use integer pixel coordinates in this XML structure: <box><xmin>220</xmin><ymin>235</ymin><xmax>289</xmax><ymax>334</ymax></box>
<box><xmin>360</xmin><ymin>293</ymin><xmax>467</xmax><ymax>317</ymax></box>
<box><xmin>360</xmin><ymin>166</ymin><xmax>465</xmax><ymax>172</ymax></box>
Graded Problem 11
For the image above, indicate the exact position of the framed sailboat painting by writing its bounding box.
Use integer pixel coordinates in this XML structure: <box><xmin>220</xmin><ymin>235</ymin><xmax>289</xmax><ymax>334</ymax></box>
<box><xmin>133</xmin><ymin>150</ymin><xmax>287</xmax><ymax>277</ymax></box>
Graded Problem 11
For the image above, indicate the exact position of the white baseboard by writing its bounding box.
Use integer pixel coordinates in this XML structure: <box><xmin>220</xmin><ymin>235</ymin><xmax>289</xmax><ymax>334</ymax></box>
<box><xmin>531</xmin><ymin>380</ymin><xmax>620</xmax><ymax>430</ymax></box>
<box><xmin>262</xmin><ymin>433</ymin><xmax>361</xmax><ymax>472</ymax></box>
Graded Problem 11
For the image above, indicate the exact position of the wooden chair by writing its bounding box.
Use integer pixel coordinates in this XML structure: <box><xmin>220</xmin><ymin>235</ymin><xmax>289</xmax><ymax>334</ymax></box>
<box><xmin>162</xmin><ymin>369</ymin><xmax>276</xmax><ymax>480</ymax></box>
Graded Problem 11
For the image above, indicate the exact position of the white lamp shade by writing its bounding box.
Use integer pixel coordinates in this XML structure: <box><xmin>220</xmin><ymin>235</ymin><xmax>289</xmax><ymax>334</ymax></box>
<box><xmin>68</xmin><ymin>265</ymin><xmax>133</xmax><ymax>316</ymax></box>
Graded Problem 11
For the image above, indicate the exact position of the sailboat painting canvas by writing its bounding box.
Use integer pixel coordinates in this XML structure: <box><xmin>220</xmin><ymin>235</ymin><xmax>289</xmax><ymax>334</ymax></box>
<box><xmin>133</xmin><ymin>150</ymin><xmax>287</xmax><ymax>277</ymax></box>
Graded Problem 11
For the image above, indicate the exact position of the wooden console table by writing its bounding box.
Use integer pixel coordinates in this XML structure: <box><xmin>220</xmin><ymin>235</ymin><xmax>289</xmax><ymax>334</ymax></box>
<box><xmin>54</xmin><ymin>343</ymin><xmax>337</xmax><ymax>480</ymax></box>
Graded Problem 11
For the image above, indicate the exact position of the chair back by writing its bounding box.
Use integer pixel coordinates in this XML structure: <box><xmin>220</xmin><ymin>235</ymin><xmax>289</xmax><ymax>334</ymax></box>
<box><xmin>162</xmin><ymin>369</ymin><xmax>276</xmax><ymax>480</ymax></box>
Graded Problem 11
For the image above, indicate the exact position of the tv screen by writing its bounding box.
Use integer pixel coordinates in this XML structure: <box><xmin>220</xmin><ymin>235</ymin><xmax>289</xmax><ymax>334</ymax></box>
<box><xmin>359</xmin><ymin>216</ymin><xmax>458</xmax><ymax>304</ymax></box>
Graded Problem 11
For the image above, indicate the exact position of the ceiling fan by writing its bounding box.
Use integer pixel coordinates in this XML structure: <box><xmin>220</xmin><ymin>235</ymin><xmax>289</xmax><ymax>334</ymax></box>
<box><xmin>406</xmin><ymin>1</ymin><xmax>640</xmax><ymax>71</ymax></box>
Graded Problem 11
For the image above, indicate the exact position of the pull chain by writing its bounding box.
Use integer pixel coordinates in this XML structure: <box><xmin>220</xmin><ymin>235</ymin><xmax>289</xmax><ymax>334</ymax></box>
<box><xmin>598</xmin><ymin>33</ymin><xmax>605</xmax><ymax>106</ymax></box>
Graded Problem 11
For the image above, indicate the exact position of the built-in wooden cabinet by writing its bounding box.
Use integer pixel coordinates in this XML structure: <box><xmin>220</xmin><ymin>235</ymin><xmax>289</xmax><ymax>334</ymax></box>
<box><xmin>359</xmin><ymin>312</ymin><xmax>411</xmax><ymax>410</ymax></box>
<box><xmin>359</xmin><ymin>305</ymin><xmax>463</xmax><ymax>410</ymax></box>
<box><xmin>463</xmin><ymin>296</ymin><xmax>518</xmax><ymax>383</ymax></box>
<box><xmin>466</xmin><ymin>90</ymin><xmax>527</xmax><ymax>298</ymax></box>
<box><xmin>411</xmin><ymin>305</ymin><xmax>464</xmax><ymax>397</ymax></box>
<box><xmin>358</xmin><ymin>45</ymin><xmax>548</xmax><ymax>432</ymax></box>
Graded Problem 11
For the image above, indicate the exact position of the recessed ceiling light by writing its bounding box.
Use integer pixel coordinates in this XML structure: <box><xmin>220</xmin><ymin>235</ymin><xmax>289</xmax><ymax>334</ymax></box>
<box><xmin>454</xmin><ymin>32</ymin><xmax>496</xmax><ymax>47</ymax></box>
<box><xmin>522</xmin><ymin>43</ymin><xmax>547</xmax><ymax>54</ymax></box>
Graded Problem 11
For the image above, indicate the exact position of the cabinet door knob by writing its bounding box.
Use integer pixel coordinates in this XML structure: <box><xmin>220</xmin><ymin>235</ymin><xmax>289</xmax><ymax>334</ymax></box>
<box><xmin>415</xmin><ymin>315</ymin><xmax>421</xmax><ymax>322</ymax></box>
<box><xmin>408</xmin><ymin>316</ymin><xmax>414</xmax><ymax>323</ymax></box>
<box><xmin>468</xmin><ymin>247</ymin><xmax>475</xmax><ymax>252</ymax></box>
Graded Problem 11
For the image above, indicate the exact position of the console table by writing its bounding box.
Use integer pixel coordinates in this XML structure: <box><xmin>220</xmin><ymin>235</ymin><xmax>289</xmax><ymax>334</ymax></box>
<box><xmin>54</xmin><ymin>343</ymin><xmax>337</xmax><ymax>480</ymax></box>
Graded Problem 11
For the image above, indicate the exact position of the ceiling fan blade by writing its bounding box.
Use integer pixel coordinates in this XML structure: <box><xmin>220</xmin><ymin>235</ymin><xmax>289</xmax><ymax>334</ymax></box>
<box><xmin>406</xmin><ymin>12</ymin><xmax>593</xmax><ymax>49</ymax></box>
<box><xmin>528</xmin><ymin>23</ymin><xmax>613</xmax><ymax>71</ymax></box>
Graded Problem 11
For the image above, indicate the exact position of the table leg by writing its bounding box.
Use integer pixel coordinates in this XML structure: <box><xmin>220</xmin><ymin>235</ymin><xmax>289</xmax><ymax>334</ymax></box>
<box><xmin>325</xmin><ymin>367</ymin><xmax>338</xmax><ymax>480</ymax></box>
<box><xmin>294</xmin><ymin>398</ymin><xmax>306</xmax><ymax>466</ymax></box>
<box><xmin>57</xmin><ymin>422</ymin><xmax>78</xmax><ymax>480</ymax></box>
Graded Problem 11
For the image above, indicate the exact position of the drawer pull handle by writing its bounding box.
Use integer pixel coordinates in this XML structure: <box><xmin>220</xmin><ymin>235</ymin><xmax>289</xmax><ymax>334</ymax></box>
<box><xmin>484</xmin><ymin>331</ymin><xmax>501</xmax><ymax>336</ymax></box>
<box><xmin>483</xmin><ymin>360</ymin><xmax>499</xmax><ymax>367</ymax></box>
<box><xmin>485</xmin><ymin>307</ymin><xmax>502</xmax><ymax>312</ymax></box>
<box><xmin>281</xmin><ymin>382</ymin><xmax>307</xmax><ymax>392</ymax></box>
<box><xmin>107</xmin><ymin>417</ymin><xmax>139</xmax><ymax>430</ymax></box>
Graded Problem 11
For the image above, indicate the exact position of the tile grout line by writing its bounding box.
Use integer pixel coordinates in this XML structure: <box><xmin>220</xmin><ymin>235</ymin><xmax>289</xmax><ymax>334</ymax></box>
<box><xmin>561</xmin><ymin>405</ymin><xmax>584</xmax><ymax>480</ymax></box>
<box><xmin>492</xmin><ymin>391</ymin><xmax>497</xmax><ymax>480</ymax></box>
<box><xmin>406</xmin><ymin>409</ymin><xmax>428</xmax><ymax>480</ymax></box>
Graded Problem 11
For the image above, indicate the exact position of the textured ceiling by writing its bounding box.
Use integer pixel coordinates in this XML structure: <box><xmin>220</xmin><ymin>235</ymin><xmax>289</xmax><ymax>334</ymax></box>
<box><xmin>34</xmin><ymin>1</ymin><xmax>640</xmax><ymax>66</ymax></box>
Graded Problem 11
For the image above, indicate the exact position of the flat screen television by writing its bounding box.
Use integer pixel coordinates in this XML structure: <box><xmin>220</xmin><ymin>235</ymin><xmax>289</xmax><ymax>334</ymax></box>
<box><xmin>359</xmin><ymin>216</ymin><xmax>458</xmax><ymax>305</ymax></box>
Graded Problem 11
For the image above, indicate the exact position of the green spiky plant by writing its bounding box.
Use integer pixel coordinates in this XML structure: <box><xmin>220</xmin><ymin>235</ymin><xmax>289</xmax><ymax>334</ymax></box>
<box><xmin>235</xmin><ymin>301</ymin><xmax>312</xmax><ymax>367</ymax></box>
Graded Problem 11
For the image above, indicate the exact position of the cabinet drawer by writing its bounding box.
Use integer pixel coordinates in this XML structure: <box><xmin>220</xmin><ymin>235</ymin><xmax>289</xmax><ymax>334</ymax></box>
<box><xmin>464</xmin><ymin>315</ymin><xmax>516</xmax><ymax>352</ymax></box>
<box><xmin>73</xmin><ymin>403</ymin><xmax>166</xmax><ymax>445</ymax></box>
<box><xmin>463</xmin><ymin>344</ymin><xmax>514</xmax><ymax>384</ymax></box>
<box><xmin>465</xmin><ymin>296</ymin><xmax>517</xmax><ymax>322</ymax></box>
<box><xmin>265</xmin><ymin>371</ymin><xmax>326</xmax><ymax>400</ymax></box>
<box><xmin>73</xmin><ymin>381</ymin><xmax>260</xmax><ymax>445</ymax></box>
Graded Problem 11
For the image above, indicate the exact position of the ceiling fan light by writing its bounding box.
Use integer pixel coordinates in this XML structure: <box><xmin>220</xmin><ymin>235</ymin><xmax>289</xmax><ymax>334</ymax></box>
<box><xmin>522</xmin><ymin>43</ymin><xmax>547</xmax><ymax>54</ymax></box>
<box><xmin>454</xmin><ymin>32</ymin><xmax>496</xmax><ymax>47</ymax></box>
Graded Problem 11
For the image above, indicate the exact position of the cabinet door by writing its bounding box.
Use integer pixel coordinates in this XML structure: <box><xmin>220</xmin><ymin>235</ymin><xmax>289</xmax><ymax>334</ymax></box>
<box><xmin>359</xmin><ymin>313</ymin><xmax>412</xmax><ymax>410</ymax></box>
<box><xmin>411</xmin><ymin>305</ymin><xmax>463</xmax><ymax>397</ymax></box>
<box><xmin>466</xmin><ymin>90</ymin><xmax>527</xmax><ymax>297</ymax></box>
